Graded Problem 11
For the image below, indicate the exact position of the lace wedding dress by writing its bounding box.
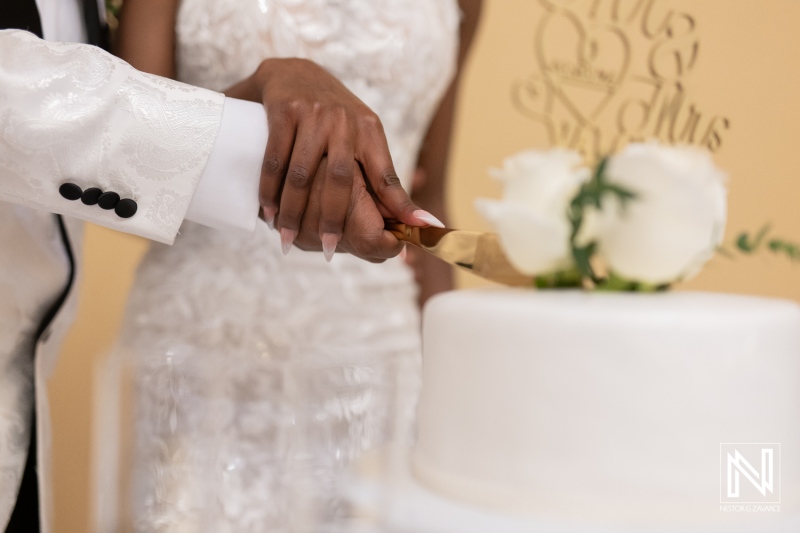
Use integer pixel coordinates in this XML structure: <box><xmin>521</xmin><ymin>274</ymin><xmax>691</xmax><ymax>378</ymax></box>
<box><xmin>106</xmin><ymin>1</ymin><xmax>460</xmax><ymax>531</ymax></box>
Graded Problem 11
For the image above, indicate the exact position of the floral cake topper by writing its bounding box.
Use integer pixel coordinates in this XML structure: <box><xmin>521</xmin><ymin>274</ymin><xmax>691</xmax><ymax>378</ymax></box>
<box><xmin>478</xmin><ymin>143</ymin><xmax>795</xmax><ymax>291</ymax></box>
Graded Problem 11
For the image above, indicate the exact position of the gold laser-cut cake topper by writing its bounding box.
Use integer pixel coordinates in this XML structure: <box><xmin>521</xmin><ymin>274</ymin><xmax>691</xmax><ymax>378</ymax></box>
<box><xmin>513</xmin><ymin>0</ymin><xmax>731</xmax><ymax>160</ymax></box>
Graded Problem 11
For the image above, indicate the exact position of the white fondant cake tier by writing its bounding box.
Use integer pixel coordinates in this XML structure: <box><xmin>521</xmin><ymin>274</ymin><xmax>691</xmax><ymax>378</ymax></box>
<box><xmin>413</xmin><ymin>290</ymin><xmax>800</xmax><ymax>530</ymax></box>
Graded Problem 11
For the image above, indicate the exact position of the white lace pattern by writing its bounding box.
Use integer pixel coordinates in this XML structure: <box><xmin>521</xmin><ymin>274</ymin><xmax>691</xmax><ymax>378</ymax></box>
<box><xmin>113</xmin><ymin>1</ymin><xmax>460</xmax><ymax>529</ymax></box>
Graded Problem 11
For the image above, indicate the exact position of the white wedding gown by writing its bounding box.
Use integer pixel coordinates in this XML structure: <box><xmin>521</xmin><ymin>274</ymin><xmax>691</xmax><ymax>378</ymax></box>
<box><xmin>108</xmin><ymin>1</ymin><xmax>459</xmax><ymax>531</ymax></box>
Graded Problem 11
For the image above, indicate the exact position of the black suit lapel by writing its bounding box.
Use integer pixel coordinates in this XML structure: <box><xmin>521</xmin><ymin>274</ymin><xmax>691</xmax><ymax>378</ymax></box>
<box><xmin>82</xmin><ymin>0</ymin><xmax>109</xmax><ymax>50</ymax></box>
<box><xmin>0</xmin><ymin>0</ymin><xmax>108</xmax><ymax>50</ymax></box>
<box><xmin>0</xmin><ymin>0</ymin><xmax>44</xmax><ymax>38</ymax></box>
<box><xmin>1</xmin><ymin>3</ymin><xmax>83</xmax><ymax>532</ymax></box>
<box><xmin>0</xmin><ymin>3</ymin><xmax>45</xmax><ymax>527</ymax></box>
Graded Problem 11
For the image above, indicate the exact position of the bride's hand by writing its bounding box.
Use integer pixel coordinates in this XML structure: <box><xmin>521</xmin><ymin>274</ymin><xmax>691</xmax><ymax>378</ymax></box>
<box><xmin>224</xmin><ymin>58</ymin><xmax>442</xmax><ymax>258</ymax></box>
<box><xmin>290</xmin><ymin>158</ymin><xmax>404</xmax><ymax>263</ymax></box>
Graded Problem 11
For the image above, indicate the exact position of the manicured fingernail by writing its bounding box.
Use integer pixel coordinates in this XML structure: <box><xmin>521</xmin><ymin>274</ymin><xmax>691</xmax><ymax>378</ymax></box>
<box><xmin>280</xmin><ymin>228</ymin><xmax>297</xmax><ymax>255</ymax></box>
<box><xmin>263</xmin><ymin>206</ymin><xmax>276</xmax><ymax>229</ymax></box>
<box><xmin>322</xmin><ymin>233</ymin><xmax>339</xmax><ymax>263</ymax></box>
<box><xmin>413</xmin><ymin>210</ymin><xmax>445</xmax><ymax>228</ymax></box>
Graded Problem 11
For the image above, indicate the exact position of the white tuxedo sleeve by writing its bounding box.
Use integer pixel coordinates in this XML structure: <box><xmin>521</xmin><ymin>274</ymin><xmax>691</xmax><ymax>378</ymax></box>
<box><xmin>185</xmin><ymin>98</ymin><xmax>267</xmax><ymax>234</ymax></box>
<box><xmin>0</xmin><ymin>30</ymin><xmax>226</xmax><ymax>244</ymax></box>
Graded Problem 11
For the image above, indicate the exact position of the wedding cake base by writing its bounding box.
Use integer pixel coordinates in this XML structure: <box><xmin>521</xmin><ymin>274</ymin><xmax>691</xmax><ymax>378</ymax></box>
<box><xmin>412</xmin><ymin>290</ymin><xmax>800</xmax><ymax>530</ymax></box>
<box><xmin>369</xmin><ymin>455</ymin><xmax>800</xmax><ymax>533</ymax></box>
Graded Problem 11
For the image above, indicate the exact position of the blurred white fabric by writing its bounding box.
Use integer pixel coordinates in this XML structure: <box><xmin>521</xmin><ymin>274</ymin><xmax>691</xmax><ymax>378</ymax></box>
<box><xmin>103</xmin><ymin>0</ymin><xmax>461</xmax><ymax>531</ymax></box>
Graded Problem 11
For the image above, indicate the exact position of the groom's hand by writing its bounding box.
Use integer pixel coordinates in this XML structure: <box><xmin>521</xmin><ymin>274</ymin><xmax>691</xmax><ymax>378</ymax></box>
<box><xmin>224</xmin><ymin>58</ymin><xmax>443</xmax><ymax>258</ymax></box>
<box><xmin>290</xmin><ymin>159</ymin><xmax>405</xmax><ymax>263</ymax></box>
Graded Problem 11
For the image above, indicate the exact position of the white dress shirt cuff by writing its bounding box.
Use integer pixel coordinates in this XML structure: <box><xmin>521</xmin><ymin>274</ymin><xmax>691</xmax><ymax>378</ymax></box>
<box><xmin>185</xmin><ymin>98</ymin><xmax>267</xmax><ymax>235</ymax></box>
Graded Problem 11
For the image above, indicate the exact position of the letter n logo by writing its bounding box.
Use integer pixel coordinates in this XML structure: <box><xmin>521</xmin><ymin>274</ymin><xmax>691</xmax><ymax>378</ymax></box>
<box><xmin>720</xmin><ymin>443</ymin><xmax>781</xmax><ymax>504</ymax></box>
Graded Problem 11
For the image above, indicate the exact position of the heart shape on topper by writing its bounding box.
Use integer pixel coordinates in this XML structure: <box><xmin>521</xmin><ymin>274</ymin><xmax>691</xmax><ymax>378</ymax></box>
<box><xmin>536</xmin><ymin>9</ymin><xmax>631</xmax><ymax>124</ymax></box>
<box><xmin>511</xmin><ymin>74</ymin><xmax>558</xmax><ymax>144</ymax></box>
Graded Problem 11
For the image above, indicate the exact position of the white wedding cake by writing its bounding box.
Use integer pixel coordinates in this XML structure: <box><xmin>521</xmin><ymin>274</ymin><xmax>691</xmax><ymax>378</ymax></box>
<box><xmin>412</xmin><ymin>289</ymin><xmax>800</xmax><ymax>530</ymax></box>
<box><xmin>404</xmin><ymin>144</ymin><xmax>800</xmax><ymax>531</ymax></box>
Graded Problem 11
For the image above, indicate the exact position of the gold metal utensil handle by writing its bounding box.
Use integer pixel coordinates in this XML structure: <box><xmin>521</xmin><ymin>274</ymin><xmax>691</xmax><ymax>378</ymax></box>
<box><xmin>384</xmin><ymin>220</ymin><xmax>534</xmax><ymax>287</ymax></box>
<box><xmin>385</xmin><ymin>220</ymin><xmax>421</xmax><ymax>244</ymax></box>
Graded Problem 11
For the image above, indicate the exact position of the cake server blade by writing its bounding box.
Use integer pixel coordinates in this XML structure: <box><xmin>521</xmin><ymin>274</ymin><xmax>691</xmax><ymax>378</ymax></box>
<box><xmin>385</xmin><ymin>221</ymin><xmax>534</xmax><ymax>287</ymax></box>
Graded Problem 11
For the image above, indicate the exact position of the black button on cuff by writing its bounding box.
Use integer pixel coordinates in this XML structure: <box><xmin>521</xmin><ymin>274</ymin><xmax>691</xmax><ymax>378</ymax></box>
<box><xmin>81</xmin><ymin>187</ymin><xmax>103</xmax><ymax>206</ymax></box>
<box><xmin>62</xmin><ymin>183</ymin><xmax>136</xmax><ymax>219</ymax></box>
<box><xmin>115</xmin><ymin>198</ymin><xmax>138</xmax><ymax>219</ymax></box>
<box><xmin>59</xmin><ymin>183</ymin><xmax>83</xmax><ymax>201</ymax></box>
<box><xmin>97</xmin><ymin>191</ymin><xmax>120</xmax><ymax>210</ymax></box>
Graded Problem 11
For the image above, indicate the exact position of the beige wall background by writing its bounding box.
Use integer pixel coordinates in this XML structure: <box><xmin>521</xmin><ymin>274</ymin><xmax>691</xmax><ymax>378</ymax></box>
<box><xmin>49</xmin><ymin>1</ymin><xmax>800</xmax><ymax>531</ymax></box>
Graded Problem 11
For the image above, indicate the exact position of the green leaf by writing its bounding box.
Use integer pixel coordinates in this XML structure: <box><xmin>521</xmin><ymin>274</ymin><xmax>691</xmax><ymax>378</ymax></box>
<box><xmin>534</xmin><ymin>268</ymin><xmax>583</xmax><ymax>289</ymax></box>
<box><xmin>571</xmin><ymin>242</ymin><xmax>598</xmax><ymax>283</ymax></box>
<box><xmin>592</xmin><ymin>157</ymin><xmax>611</xmax><ymax>206</ymax></box>
<box><xmin>596</xmin><ymin>272</ymin><xmax>672</xmax><ymax>293</ymax></box>
<box><xmin>606</xmin><ymin>184</ymin><xmax>637</xmax><ymax>204</ymax></box>
<box><xmin>594</xmin><ymin>156</ymin><xmax>610</xmax><ymax>183</ymax></box>
<box><xmin>595</xmin><ymin>272</ymin><xmax>637</xmax><ymax>292</ymax></box>
<box><xmin>768</xmin><ymin>239</ymin><xmax>800</xmax><ymax>261</ymax></box>
<box><xmin>729</xmin><ymin>224</ymin><xmax>800</xmax><ymax>263</ymax></box>
<box><xmin>565</xmin><ymin>155</ymin><xmax>641</xmax><ymax>290</ymax></box>
<box><xmin>736</xmin><ymin>224</ymin><xmax>771</xmax><ymax>253</ymax></box>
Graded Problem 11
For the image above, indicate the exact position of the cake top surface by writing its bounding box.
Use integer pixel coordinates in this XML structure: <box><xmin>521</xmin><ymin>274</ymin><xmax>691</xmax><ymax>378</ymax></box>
<box><xmin>425</xmin><ymin>289</ymin><xmax>800</xmax><ymax>328</ymax></box>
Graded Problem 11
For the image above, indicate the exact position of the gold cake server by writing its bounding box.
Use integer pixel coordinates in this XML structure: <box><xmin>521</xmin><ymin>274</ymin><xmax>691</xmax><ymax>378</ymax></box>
<box><xmin>385</xmin><ymin>221</ymin><xmax>534</xmax><ymax>287</ymax></box>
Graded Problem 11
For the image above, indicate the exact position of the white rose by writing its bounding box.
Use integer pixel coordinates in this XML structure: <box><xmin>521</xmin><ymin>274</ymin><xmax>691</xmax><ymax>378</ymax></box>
<box><xmin>593</xmin><ymin>143</ymin><xmax>728</xmax><ymax>285</ymax></box>
<box><xmin>476</xmin><ymin>149</ymin><xmax>590</xmax><ymax>276</ymax></box>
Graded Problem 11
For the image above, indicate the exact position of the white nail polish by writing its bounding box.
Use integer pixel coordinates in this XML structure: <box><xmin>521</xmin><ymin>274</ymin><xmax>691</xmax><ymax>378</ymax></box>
<box><xmin>280</xmin><ymin>228</ymin><xmax>297</xmax><ymax>255</ymax></box>
<box><xmin>263</xmin><ymin>206</ymin><xmax>276</xmax><ymax>229</ymax></box>
<box><xmin>322</xmin><ymin>233</ymin><xmax>339</xmax><ymax>263</ymax></box>
<box><xmin>413</xmin><ymin>210</ymin><xmax>445</xmax><ymax>228</ymax></box>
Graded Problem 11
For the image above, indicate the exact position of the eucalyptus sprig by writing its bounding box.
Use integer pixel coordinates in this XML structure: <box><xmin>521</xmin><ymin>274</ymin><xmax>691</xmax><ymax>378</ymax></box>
<box><xmin>564</xmin><ymin>157</ymin><xmax>637</xmax><ymax>287</ymax></box>
<box><xmin>735</xmin><ymin>225</ymin><xmax>800</xmax><ymax>262</ymax></box>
